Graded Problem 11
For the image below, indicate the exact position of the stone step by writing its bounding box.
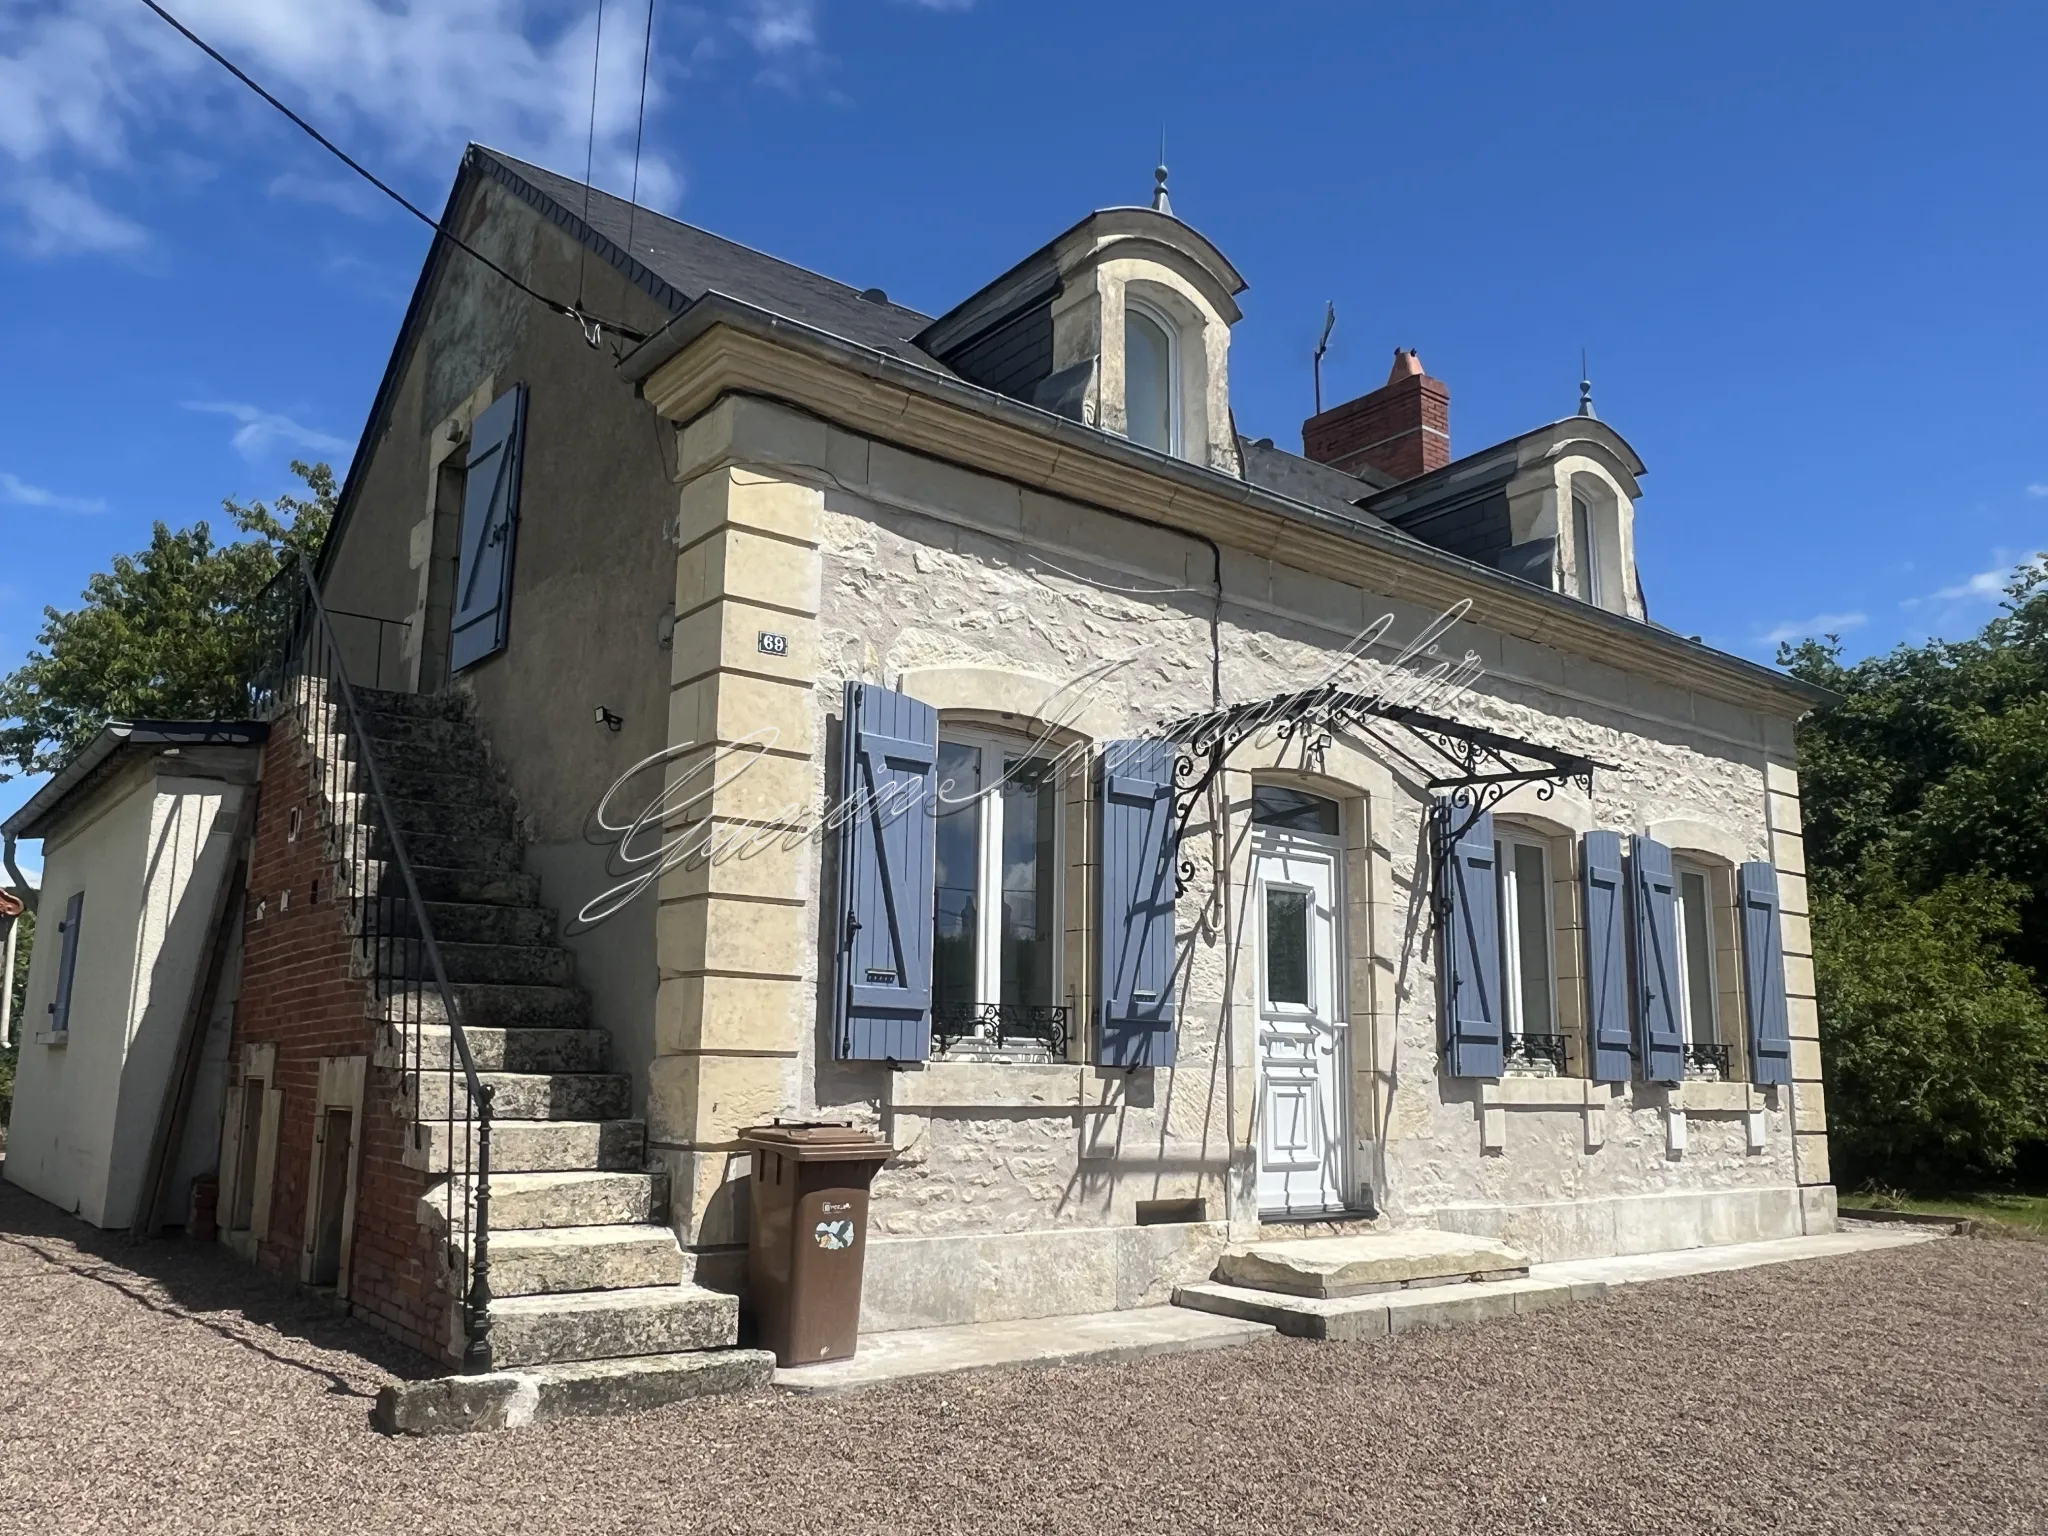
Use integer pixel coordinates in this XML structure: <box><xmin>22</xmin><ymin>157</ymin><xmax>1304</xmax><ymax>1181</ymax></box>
<box><xmin>385</xmin><ymin>794</ymin><xmax>519</xmax><ymax>842</ymax></box>
<box><xmin>406</xmin><ymin>1116</ymin><xmax>645</xmax><ymax>1175</ymax></box>
<box><xmin>407</xmin><ymin>866</ymin><xmax>545</xmax><ymax>909</ymax></box>
<box><xmin>373</xmin><ymin>824</ymin><xmax>522</xmax><ymax>873</ymax></box>
<box><xmin>352</xmin><ymin>734</ymin><xmax>493</xmax><ymax>780</ymax></box>
<box><xmin>354</xmin><ymin>711</ymin><xmax>485</xmax><ymax>750</ymax></box>
<box><xmin>490</xmin><ymin>1225</ymin><xmax>688</xmax><ymax>1297</ymax></box>
<box><xmin>488</xmin><ymin>1285</ymin><xmax>739</xmax><ymax>1368</ymax></box>
<box><xmin>384</xmin><ymin>939</ymin><xmax>574</xmax><ymax>988</ymax></box>
<box><xmin>400</xmin><ymin>1023</ymin><xmax>607</xmax><ymax>1074</ymax></box>
<box><xmin>1212</xmin><ymin>1230</ymin><xmax>1530</xmax><ymax>1299</ymax></box>
<box><xmin>424</xmin><ymin>1169</ymin><xmax>666</xmax><ymax>1232</ymax></box>
<box><xmin>375</xmin><ymin>1348</ymin><xmax>778</xmax><ymax>1435</ymax></box>
<box><xmin>383</xmin><ymin>981</ymin><xmax>589</xmax><ymax>1030</ymax></box>
<box><xmin>355</xmin><ymin>687</ymin><xmax>470</xmax><ymax>722</ymax></box>
<box><xmin>368</xmin><ymin>759</ymin><xmax>510</xmax><ymax>807</ymax></box>
<box><xmin>413</xmin><ymin>900</ymin><xmax>557</xmax><ymax>948</ymax></box>
<box><xmin>409</xmin><ymin>1068</ymin><xmax>631</xmax><ymax>1122</ymax></box>
<box><xmin>1173</xmin><ymin>1274</ymin><xmax>1605</xmax><ymax>1341</ymax></box>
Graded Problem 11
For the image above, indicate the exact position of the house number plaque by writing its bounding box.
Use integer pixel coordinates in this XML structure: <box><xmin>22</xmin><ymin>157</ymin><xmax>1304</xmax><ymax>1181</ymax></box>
<box><xmin>757</xmin><ymin>631</ymin><xmax>789</xmax><ymax>656</ymax></box>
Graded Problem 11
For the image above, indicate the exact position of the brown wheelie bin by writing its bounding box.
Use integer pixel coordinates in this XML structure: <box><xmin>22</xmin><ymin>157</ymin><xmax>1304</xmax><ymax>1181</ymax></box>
<box><xmin>741</xmin><ymin>1123</ymin><xmax>893</xmax><ymax>1367</ymax></box>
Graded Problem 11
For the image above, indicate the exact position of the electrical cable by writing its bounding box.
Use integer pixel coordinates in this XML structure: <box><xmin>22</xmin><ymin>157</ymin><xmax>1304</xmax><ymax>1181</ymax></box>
<box><xmin>576</xmin><ymin>0</ymin><xmax>608</xmax><ymax>311</ymax></box>
<box><xmin>625</xmin><ymin>0</ymin><xmax>657</xmax><ymax>261</ymax></box>
<box><xmin>136</xmin><ymin>0</ymin><xmax>648</xmax><ymax>345</ymax></box>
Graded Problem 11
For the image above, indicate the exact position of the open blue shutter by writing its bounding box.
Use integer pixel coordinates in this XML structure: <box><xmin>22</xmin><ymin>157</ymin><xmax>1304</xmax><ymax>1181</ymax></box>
<box><xmin>1741</xmin><ymin>861</ymin><xmax>1792</xmax><ymax>1085</ymax></box>
<box><xmin>450</xmin><ymin>384</ymin><xmax>528</xmax><ymax>673</ymax></box>
<box><xmin>50</xmin><ymin>889</ymin><xmax>83</xmax><ymax>1033</ymax></box>
<box><xmin>1581</xmin><ymin>831</ymin><xmax>1634</xmax><ymax>1081</ymax></box>
<box><xmin>1097</xmin><ymin>741</ymin><xmax>1180</xmax><ymax>1068</ymax></box>
<box><xmin>1437</xmin><ymin>804</ymin><xmax>1503</xmax><ymax>1078</ymax></box>
<box><xmin>833</xmin><ymin>681</ymin><xmax>938</xmax><ymax>1061</ymax></box>
<box><xmin>1630</xmin><ymin>836</ymin><xmax>1685</xmax><ymax>1084</ymax></box>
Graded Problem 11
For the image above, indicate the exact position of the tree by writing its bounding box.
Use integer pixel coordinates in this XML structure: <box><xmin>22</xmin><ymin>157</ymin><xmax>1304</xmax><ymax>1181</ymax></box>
<box><xmin>0</xmin><ymin>461</ymin><xmax>335</xmax><ymax>780</ymax></box>
<box><xmin>1784</xmin><ymin>557</ymin><xmax>2048</xmax><ymax>1184</ymax></box>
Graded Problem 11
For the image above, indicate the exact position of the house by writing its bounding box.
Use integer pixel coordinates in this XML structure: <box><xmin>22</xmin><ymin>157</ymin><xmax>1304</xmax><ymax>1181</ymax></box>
<box><xmin>137</xmin><ymin>145</ymin><xmax>1830</xmax><ymax>1396</ymax></box>
<box><xmin>0</xmin><ymin>722</ymin><xmax>263</xmax><ymax>1230</ymax></box>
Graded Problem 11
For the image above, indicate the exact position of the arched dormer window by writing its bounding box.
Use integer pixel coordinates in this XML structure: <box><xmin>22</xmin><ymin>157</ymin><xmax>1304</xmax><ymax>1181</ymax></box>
<box><xmin>1568</xmin><ymin>471</ymin><xmax>1624</xmax><ymax>614</ymax></box>
<box><xmin>1124</xmin><ymin>299</ymin><xmax>1179</xmax><ymax>455</ymax></box>
<box><xmin>1571</xmin><ymin>490</ymin><xmax>1603</xmax><ymax>606</ymax></box>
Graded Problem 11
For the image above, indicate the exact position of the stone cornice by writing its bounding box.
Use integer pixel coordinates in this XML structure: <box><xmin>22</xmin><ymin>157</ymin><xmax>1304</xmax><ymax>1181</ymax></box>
<box><xmin>626</xmin><ymin>300</ymin><xmax>1830</xmax><ymax>720</ymax></box>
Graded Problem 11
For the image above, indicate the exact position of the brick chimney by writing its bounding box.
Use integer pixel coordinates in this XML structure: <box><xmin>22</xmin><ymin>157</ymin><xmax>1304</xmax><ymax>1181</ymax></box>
<box><xmin>1302</xmin><ymin>347</ymin><xmax>1450</xmax><ymax>482</ymax></box>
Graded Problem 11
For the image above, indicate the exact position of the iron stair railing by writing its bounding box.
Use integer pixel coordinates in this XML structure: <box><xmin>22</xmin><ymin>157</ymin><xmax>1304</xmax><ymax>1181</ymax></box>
<box><xmin>267</xmin><ymin>556</ymin><xmax>495</xmax><ymax>1373</ymax></box>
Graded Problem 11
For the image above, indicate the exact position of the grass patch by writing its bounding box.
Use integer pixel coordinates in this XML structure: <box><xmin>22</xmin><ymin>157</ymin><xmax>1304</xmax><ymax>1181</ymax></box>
<box><xmin>1846</xmin><ymin>1185</ymin><xmax>2048</xmax><ymax>1237</ymax></box>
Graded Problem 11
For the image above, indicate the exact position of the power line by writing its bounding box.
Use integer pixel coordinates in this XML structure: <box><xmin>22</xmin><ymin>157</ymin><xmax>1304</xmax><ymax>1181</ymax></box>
<box><xmin>576</xmin><ymin>0</ymin><xmax>607</xmax><ymax>312</ymax></box>
<box><xmin>137</xmin><ymin>0</ymin><xmax>648</xmax><ymax>346</ymax></box>
<box><xmin>625</xmin><ymin>0</ymin><xmax>657</xmax><ymax>262</ymax></box>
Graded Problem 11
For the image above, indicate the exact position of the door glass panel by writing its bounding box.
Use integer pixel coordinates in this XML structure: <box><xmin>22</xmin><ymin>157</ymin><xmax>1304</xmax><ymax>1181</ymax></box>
<box><xmin>1511</xmin><ymin>841</ymin><xmax>1554</xmax><ymax>1034</ymax></box>
<box><xmin>1265</xmin><ymin>887</ymin><xmax>1311</xmax><ymax>1006</ymax></box>
<box><xmin>1252</xmin><ymin>785</ymin><xmax>1340</xmax><ymax>837</ymax></box>
<box><xmin>999</xmin><ymin>758</ymin><xmax>1058</xmax><ymax>1009</ymax></box>
<box><xmin>932</xmin><ymin>741</ymin><xmax>981</xmax><ymax>1009</ymax></box>
<box><xmin>1679</xmin><ymin>868</ymin><xmax>1716</xmax><ymax>1043</ymax></box>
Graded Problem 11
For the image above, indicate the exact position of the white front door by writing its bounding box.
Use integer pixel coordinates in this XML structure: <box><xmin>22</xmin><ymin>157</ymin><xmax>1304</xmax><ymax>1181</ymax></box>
<box><xmin>1254</xmin><ymin>835</ymin><xmax>1350</xmax><ymax>1216</ymax></box>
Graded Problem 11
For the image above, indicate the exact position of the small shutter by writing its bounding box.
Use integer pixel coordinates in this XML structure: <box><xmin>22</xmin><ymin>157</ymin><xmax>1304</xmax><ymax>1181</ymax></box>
<box><xmin>449</xmin><ymin>385</ymin><xmax>528</xmax><ymax>673</ymax></box>
<box><xmin>1437</xmin><ymin>803</ymin><xmax>1503</xmax><ymax>1078</ymax></box>
<box><xmin>833</xmin><ymin>681</ymin><xmax>938</xmax><ymax>1061</ymax></box>
<box><xmin>1630</xmin><ymin>835</ymin><xmax>1685</xmax><ymax>1084</ymax></box>
<box><xmin>1097</xmin><ymin>740</ymin><xmax>1180</xmax><ymax>1068</ymax></box>
<box><xmin>49</xmin><ymin>889</ymin><xmax>84</xmax><ymax>1033</ymax></box>
<box><xmin>1580</xmin><ymin>831</ymin><xmax>1633</xmax><ymax>1082</ymax></box>
<box><xmin>1740</xmin><ymin>861</ymin><xmax>1793</xmax><ymax>1085</ymax></box>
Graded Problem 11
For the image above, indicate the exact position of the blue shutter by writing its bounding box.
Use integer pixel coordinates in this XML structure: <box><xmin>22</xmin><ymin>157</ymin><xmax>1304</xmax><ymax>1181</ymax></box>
<box><xmin>1630</xmin><ymin>836</ymin><xmax>1685</xmax><ymax>1084</ymax></box>
<box><xmin>1581</xmin><ymin>830</ymin><xmax>1634</xmax><ymax>1082</ymax></box>
<box><xmin>450</xmin><ymin>385</ymin><xmax>528</xmax><ymax>673</ymax></box>
<box><xmin>1437</xmin><ymin>804</ymin><xmax>1503</xmax><ymax>1078</ymax></box>
<box><xmin>49</xmin><ymin>889</ymin><xmax>83</xmax><ymax>1034</ymax></box>
<box><xmin>1740</xmin><ymin>861</ymin><xmax>1792</xmax><ymax>1085</ymax></box>
<box><xmin>833</xmin><ymin>681</ymin><xmax>938</xmax><ymax>1061</ymax></box>
<box><xmin>1097</xmin><ymin>740</ymin><xmax>1180</xmax><ymax>1068</ymax></box>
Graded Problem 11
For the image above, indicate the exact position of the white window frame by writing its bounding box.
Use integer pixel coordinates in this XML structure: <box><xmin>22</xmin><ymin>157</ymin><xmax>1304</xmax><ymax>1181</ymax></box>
<box><xmin>1496</xmin><ymin>832</ymin><xmax>1558</xmax><ymax>1045</ymax></box>
<box><xmin>1124</xmin><ymin>296</ymin><xmax>1182</xmax><ymax>459</ymax></box>
<box><xmin>933</xmin><ymin>728</ymin><xmax>1067</xmax><ymax>1036</ymax></box>
<box><xmin>1673</xmin><ymin>859</ymin><xmax>1721</xmax><ymax>1048</ymax></box>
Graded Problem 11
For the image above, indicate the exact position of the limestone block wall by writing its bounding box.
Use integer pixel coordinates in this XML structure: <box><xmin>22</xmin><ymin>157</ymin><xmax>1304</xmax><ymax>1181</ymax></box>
<box><xmin>646</xmin><ymin>395</ymin><xmax>1831</xmax><ymax>1285</ymax></box>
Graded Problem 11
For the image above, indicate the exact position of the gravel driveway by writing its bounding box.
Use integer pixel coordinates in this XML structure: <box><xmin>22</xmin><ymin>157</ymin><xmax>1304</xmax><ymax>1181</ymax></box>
<box><xmin>2</xmin><ymin>1177</ymin><xmax>2041</xmax><ymax>1536</ymax></box>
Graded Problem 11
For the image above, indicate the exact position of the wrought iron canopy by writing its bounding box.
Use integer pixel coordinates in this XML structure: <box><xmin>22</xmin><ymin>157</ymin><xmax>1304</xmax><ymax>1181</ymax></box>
<box><xmin>1164</xmin><ymin>683</ymin><xmax>1613</xmax><ymax>866</ymax></box>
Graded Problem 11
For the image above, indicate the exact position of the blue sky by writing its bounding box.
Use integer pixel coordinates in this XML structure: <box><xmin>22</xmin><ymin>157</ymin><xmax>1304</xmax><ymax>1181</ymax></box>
<box><xmin>3</xmin><ymin>0</ymin><xmax>2046</xmax><ymax>850</ymax></box>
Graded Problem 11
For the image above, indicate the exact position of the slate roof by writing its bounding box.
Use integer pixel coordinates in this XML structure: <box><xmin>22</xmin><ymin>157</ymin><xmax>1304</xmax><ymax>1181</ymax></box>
<box><xmin>475</xmin><ymin>148</ymin><xmax>950</xmax><ymax>371</ymax></box>
<box><xmin>1239</xmin><ymin>437</ymin><xmax>1396</xmax><ymax>522</ymax></box>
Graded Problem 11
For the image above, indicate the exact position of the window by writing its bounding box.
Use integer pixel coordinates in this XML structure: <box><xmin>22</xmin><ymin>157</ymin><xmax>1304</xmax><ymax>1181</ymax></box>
<box><xmin>1124</xmin><ymin>301</ymin><xmax>1178</xmax><ymax>455</ymax></box>
<box><xmin>1495</xmin><ymin>835</ymin><xmax>1564</xmax><ymax>1072</ymax></box>
<box><xmin>1674</xmin><ymin>861</ymin><xmax>1728</xmax><ymax>1078</ymax></box>
<box><xmin>1572</xmin><ymin>492</ymin><xmax>1602</xmax><ymax>606</ymax></box>
<box><xmin>931</xmin><ymin>731</ymin><xmax>1065</xmax><ymax>1057</ymax></box>
<box><xmin>1252</xmin><ymin>784</ymin><xmax>1340</xmax><ymax>838</ymax></box>
<box><xmin>1264</xmin><ymin>887</ymin><xmax>1313</xmax><ymax>1007</ymax></box>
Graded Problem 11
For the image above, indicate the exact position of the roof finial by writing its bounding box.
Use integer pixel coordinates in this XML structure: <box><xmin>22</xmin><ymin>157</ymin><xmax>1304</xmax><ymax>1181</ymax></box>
<box><xmin>1577</xmin><ymin>349</ymin><xmax>1597</xmax><ymax>419</ymax></box>
<box><xmin>1152</xmin><ymin>129</ymin><xmax>1172</xmax><ymax>215</ymax></box>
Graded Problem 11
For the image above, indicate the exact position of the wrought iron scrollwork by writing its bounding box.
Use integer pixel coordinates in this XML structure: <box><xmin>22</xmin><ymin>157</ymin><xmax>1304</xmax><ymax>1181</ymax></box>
<box><xmin>1503</xmin><ymin>1033</ymin><xmax>1571</xmax><ymax>1073</ymax></box>
<box><xmin>1682</xmin><ymin>1042</ymin><xmax>1732</xmax><ymax>1081</ymax></box>
<box><xmin>932</xmin><ymin>1002</ymin><xmax>1069</xmax><ymax>1059</ymax></box>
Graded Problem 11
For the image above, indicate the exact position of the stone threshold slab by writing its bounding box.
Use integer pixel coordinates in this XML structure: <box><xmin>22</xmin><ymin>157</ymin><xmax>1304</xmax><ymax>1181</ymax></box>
<box><xmin>374</xmin><ymin>1347</ymin><xmax>777</xmax><ymax>1435</ymax></box>
<box><xmin>772</xmin><ymin>1306</ymin><xmax>1275</xmax><ymax>1395</ymax></box>
<box><xmin>1530</xmin><ymin>1225</ymin><xmax>1943</xmax><ymax>1288</ymax></box>
<box><xmin>1175</xmin><ymin>1274</ymin><xmax>1603</xmax><ymax>1341</ymax></box>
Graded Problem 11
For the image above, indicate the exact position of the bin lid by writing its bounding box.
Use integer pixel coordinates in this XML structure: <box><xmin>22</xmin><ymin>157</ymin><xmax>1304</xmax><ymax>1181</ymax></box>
<box><xmin>740</xmin><ymin>1122</ymin><xmax>894</xmax><ymax>1162</ymax></box>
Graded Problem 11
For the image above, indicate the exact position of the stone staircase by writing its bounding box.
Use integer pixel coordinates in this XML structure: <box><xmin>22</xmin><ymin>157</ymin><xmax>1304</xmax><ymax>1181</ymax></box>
<box><xmin>317</xmin><ymin>687</ymin><xmax>771</xmax><ymax>1430</ymax></box>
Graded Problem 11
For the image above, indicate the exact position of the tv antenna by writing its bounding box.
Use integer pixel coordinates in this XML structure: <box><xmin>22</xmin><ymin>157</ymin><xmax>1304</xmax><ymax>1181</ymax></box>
<box><xmin>1313</xmin><ymin>301</ymin><xmax>1337</xmax><ymax>414</ymax></box>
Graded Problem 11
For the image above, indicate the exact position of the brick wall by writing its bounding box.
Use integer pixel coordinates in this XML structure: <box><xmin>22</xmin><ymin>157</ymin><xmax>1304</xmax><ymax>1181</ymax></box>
<box><xmin>227</xmin><ymin>710</ymin><xmax>458</xmax><ymax>1367</ymax></box>
<box><xmin>1302</xmin><ymin>365</ymin><xmax>1452</xmax><ymax>482</ymax></box>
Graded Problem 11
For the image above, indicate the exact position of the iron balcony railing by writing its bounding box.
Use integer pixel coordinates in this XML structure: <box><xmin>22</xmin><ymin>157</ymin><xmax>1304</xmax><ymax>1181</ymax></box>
<box><xmin>1683</xmin><ymin>1041</ymin><xmax>1733</xmax><ymax>1080</ymax></box>
<box><xmin>932</xmin><ymin>1002</ymin><xmax>1070</xmax><ymax>1059</ymax></box>
<box><xmin>1503</xmin><ymin>1032</ymin><xmax>1570</xmax><ymax>1074</ymax></box>
<box><xmin>263</xmin><ymin>556</ymin><xmax>496</xmax><ymax>1373</ymax></box>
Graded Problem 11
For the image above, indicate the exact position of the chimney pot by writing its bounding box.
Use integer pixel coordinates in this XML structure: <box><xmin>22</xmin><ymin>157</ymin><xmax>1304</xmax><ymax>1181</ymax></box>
<box><xmin>1301</xmin><ymin>349</ymin><xmax>1450</xmax><ymax>482</ymax></box>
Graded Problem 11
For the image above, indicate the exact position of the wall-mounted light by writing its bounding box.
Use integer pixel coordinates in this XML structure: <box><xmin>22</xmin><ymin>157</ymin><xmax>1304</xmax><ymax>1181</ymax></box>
<box><xmin>594</xmin><ymin>706</ymin><xmax>623</xmax><ymax>733</ymax></box>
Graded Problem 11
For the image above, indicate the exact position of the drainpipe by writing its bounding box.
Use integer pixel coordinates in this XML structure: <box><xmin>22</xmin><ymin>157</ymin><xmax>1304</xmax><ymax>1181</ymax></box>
<box><xmin>3</xmin><ymin>833</ymin><xmax>33</xmax><ymax>915</ymax></box>
<box><xmin>0</xmin><ymin>908</ymin><xmax>14</xmax><ymax>1050</ymax></box>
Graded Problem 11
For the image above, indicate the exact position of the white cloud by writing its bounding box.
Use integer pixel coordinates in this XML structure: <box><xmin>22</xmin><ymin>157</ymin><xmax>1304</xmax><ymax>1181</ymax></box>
<box><xmin>1930</xmin><ymin>567</ymin><xmax>2012</xmax><ymax>603</ymax></box>
<box><xmin>3</xmin><ymin>173</ymin><xmax>147</xmax><ymax>255</ymax></box>
<box><xmin>182</xmin><ymin>400</ymin><xmax>352</xmax><ymax>463</ymax></box>
<box><xmin>740</xmin><ymin>0</ymin><xmax>818</xmax><ymax>52</ymax></box>
<box><xmin>1758</xmin><ymin>612</ymin><xmax>1867</xmax><ymax>646</ymax></box>
<box><xmin>0</xmin><ymin>471</ymin><xmax>107</xmax><ymax>514</ymax></box>
<box><xmin>2027</xmin><ymin>483</ymin><xmax>2048</xmax><ymax>498</ymax></box>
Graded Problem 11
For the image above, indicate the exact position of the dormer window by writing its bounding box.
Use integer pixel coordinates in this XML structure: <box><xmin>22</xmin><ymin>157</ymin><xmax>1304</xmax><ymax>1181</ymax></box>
<box><xmin>1124</xmin><ymin>300</ymin><xmax>1179</xmax><ymax>455</ymax></box>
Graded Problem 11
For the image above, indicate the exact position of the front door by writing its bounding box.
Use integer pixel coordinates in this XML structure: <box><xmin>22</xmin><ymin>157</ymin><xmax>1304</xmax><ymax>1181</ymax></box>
<box><xmin>1254</xmin><ymin>832</ymin><xmax>1350</xmax><ymax>1215</ymax></box>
